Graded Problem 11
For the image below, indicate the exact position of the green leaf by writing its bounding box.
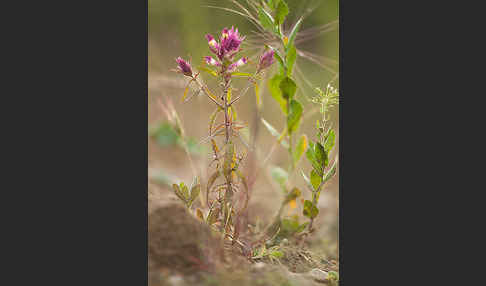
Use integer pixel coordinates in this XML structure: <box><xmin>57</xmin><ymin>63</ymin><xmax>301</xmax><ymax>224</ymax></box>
<box><xmin>324</xmin><ymin>129</ymin><xmax>336</xmax><ymax>154</ymax></box>
<box><xmin>172</xmin><ymin>184</ymin><xmax>186</xmax><ymax>202</ymax></box>
<box><xmin>258</xmin><ymin>7</ymin><xmax>276</xmax><ymax>33</ymax></box>
<box><xmin>286</xmin><ymin>44</ymin><xmax>297</xmax><ymax>75</ymax></box>
<box><xmin>328</xmin><ymin>271</ymin><xmax>339</xmax><ymax>282</ymax></box>
<box><xmin>231</xmin><ymin>72</ymin><xmax>253</xmax><ymax>77</ymax></box>
<box><xmin>179</xmin><ymin>182</ymin><xmax>189</xmax><ymax>200</ymax></box>
<box><xmin>198</xmin><ymin>65</ymin><xmax>218</xmax><ymax>77</ymax></box>
<box><xmin>323</xmin><ymin>159</ymin><xmax>338</xmax><ymax>184</ymax></box>
<box><xmin>271</xmin><ymin>166</ymin><xmax>288</xmax><ymax>189</ymax></box>
<box><xmin>293</xmin><ymin>134</ymin><xmax>308</xmax><ymax>165</ymax></box>
<box><xmin>150</xmin><ymin>123</ymin><xmax>179</xmax><ymax>147</ymax></box>
<box><xmin>261</xmin><ymin>118</ymin><xmax>289</xmax><ymax>148</ymax></box>
<box><xmin>303</xmin><ymin>200</ymin><xmax>319</xmax><ymax>219</ymax></box>
<box><xmin>189</xmin><ymin>183</ymin><xmax>200</xmax><ymax>206</ymax></box>
<box><xmin>269</xmin><ymin>74</ymin><xmax>287</xmax><ymax>115</ymax></box>
<box><xmin>288</xmin><ymin>17</ymin><xmax>303</xmax><ymax>47</ymax></box>
<box><xmin>315</xmin><ymin>142</ymin><xmax>328</xmax><ymax>169</ymax></box>
<box><xmin>310</xmin><ymin>169</ymin><xmax>322</xmax><ymax>191</ymax></box>
<box><xmin>275</xmin><ymin>0</ymin><xmax>288</xmax><ymax>25</ymax></box>
<box><xmin>267</xmin><ymin>0</ymin><xmax>280</xmax><ymax>10</ymax></box>
<box><xmin>295</xmin><ymin>222</ymin><xmax>309</xmax><ymax>233</ymax></box>
<box><xmin>279</xmin><ymin>76</ymin><xmax>297</xmax><ymax>101</ymax></box>
<box><xmin>306</xmin><ymin>142</ymin><xmax>321</xmax><ymax>176</ymax></box>
<box><xmin>287</xmin><ymin>99</ymin><xmax>303</xmax><ymax>135</ymax></box>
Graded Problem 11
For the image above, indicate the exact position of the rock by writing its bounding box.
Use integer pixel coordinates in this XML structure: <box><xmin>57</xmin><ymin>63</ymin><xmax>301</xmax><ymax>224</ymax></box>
<box><xmin>148</xmin><ymin>202</ymin><xmax>220</xmax><ymax>274</ymax></box>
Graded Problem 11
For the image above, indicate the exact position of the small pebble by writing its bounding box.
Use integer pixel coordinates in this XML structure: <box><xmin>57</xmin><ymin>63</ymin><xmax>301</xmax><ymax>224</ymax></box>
<box><xmin>308</xmin><ymin>268</ymin><xmax>329</xmax><ymax>282</ymax></box>
<box><xmin>252</xmin><ymin>262</ymin><xmax>266</xmax><ymax>269</ymax></box>
<box><xmin>168</xmin><ymin>275</ymin><xmax>184</xmax><ymax>286</ymax></box>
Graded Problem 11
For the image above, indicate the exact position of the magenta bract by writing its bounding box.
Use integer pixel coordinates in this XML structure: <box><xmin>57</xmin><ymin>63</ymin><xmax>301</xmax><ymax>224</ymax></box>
<box><xmin>176</xmin><ymin>57</ymin><xmax>193</xmax><ymax>77</ymax></box>
<box><xmin>258</xmin><ymin>49</ymin><xmax>275</xmax><ymax>71</ymax></box>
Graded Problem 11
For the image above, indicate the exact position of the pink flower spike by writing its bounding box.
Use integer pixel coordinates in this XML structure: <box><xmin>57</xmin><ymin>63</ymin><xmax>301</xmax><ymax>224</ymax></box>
<box><xmin>204</xmin><ymin>56</ymin><xmax>221</xmax><ymax>67</ymax></box>
<box><xmin>176</xmin><ymin>57</ymin><xmax>193</xmax><ymax>77</ymax></box>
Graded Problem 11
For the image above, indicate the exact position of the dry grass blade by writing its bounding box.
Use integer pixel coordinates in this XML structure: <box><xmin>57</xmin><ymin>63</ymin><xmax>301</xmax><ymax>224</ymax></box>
<box><xmin>203</xmin><ymin>5</ymin><xmax>264</xmax><ymax>33</ymax></box>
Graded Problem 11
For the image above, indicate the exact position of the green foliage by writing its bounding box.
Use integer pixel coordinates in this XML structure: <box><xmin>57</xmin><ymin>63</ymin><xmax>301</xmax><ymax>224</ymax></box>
<box><xmin>274</xmin><ymin>215</ymin><xmax>308</xmax><ymax>242</ymax></box>
<box><xmin>258</xmin><ymin>7</ymin><xmax>277</xmax><ymax>34</ymax></box>
<box><xmin>292</xmin><ymin>134</ymin><xmax>307</xmax><ymax>165</ymax></box>
<box><xmin>310</xmin><ymin>169</ymin><xmax>322</xmax><ymax>191</ymax></box>
<box><xmin>172</xmin><ymin>177</ymin><xmax>201</xmax><ymax>208</ymax></box>
<box><xmin>287</xmin><ymin>17</ymin><xmax>303</xmax><ymax>48</ymax></box>
<box><xmin>261</xmin><ymin>118</ymin><xmax>289</xmax><ymax>148</ymax></box>
<box><xmin>287</xmin><ymin>99</ymin><xmax>302</xmax><ymax>135</ymax></box>
<box><xmin>279</xmin><ymin>77</ymin><xmax>296</xmax><ymax>101</ymax></box>
<box><xmin>286</xmin><ymin>44</ymin><xmax>297</xmax><ymax>75</ymax></box>
<box><xmin>149</xmin><ymin>122</ymin><xmax>204</xmax><ymax>154</ymax></box>
<box><xmin>303</xmin><ymin>200</ymin><xmax>319</xmax><ymax>219</ymax></box>
<box><xmin>274</xmin><ymin>0</ymin><xmax>289</xmax><ymax>26</ymax></box>
<box><xmin>268</xmin><ymin>74</ymin><xmax>287</xmax><ymax>115</ymax></box>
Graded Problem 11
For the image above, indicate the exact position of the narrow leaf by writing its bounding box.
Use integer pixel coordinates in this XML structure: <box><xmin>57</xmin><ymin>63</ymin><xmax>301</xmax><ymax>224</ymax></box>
<box><xmin>288</xmin><ymin>17</ymin><xmax>303</xmax><ymax>47</ymax></box>
<box><xmin>189</xmin><ymin>183</ymin><xmax>201</xmax><ymax>206</ymax></box>
<box><xmin>261</xmin><ymin>118</ymin><xmax>289</xmax><ymax>148</ymax></box>
<box><xmin>179</xmin><ymin>182</ymin><xmax>189</xmax><ymax>200</ymax></box>
<box><xmin>323</xmin><ymin>159</ymin><xmax>338</xmax><ymax>184</ymax></box>
<box><xmin>293</xmin><ymin>134</ymin><xmax>307</xmax><ymax>165</ymax></box>
<box><xmin>324</xmin><ymin>129</ymin><xmax>336</xmax><ymax>154</ymax></box>
<box><xmin>286</xmin><ymin>44</ymin><xmax>297</xmax><ymax>75</ymax></box>
<box><xmin>198</xmin><ymin>66</ymin><xmax>218</xmax><ymax>77</ymax></box>
<box><xmin>172</xmin><ymin>184</ymin><xmax>186</xmax><ymax>202</ymax></box>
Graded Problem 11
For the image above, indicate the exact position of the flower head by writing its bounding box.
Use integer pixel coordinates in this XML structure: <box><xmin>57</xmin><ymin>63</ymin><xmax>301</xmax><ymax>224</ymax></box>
<box><xmin>228</xmin><ymin>57</ymin><xmax>248</xmax><ymax>72</ymax></box>
<box><xmin>258</xmin><ymin>49</ymin><xmax>275</xmax><ymax>72</ymax></box>
<box><xmin>175</xmin><ymin>57</ymin><xmax>193</xmax><ymax>77</ymax></box>
<box><xmin>206</xmin><ymin>27</ymin><xmax>245</xmax><ymax>60</ymax></box>
<box><xmin>220</xmin><ymin>26</ymin><xmax>244</xmax><ymax>58</ymax></box>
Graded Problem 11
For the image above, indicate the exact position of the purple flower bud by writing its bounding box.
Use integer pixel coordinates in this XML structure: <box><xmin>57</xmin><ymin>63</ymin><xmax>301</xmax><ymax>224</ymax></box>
<box><xmin>205</xmin><ymin>34</ymin><xmax>220</xmax><ymax>55</ymax></box>
<box><xmin>258</xmin><ymin>50</ymin><xmax>275</xmax><ymax>71</ymax></box>
<box><xmin>204</xmin><ymin>56</ymin><xmax>221</xmax><ymax>67</ymax></box>
<box><xmin>176</xmin><ymin>57</ymin><xmax>193</xmax><ymax>77</ymax></box>
<box><xmin>228</xmin><ymin>57</ymin><xmax>248</xmax><ymax>72</ymax></box>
